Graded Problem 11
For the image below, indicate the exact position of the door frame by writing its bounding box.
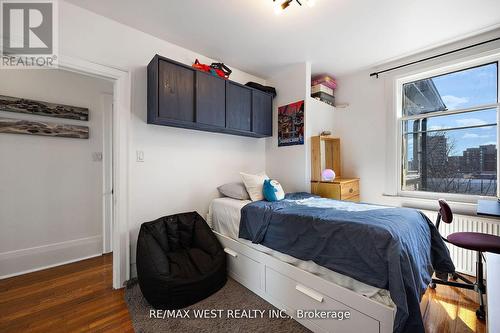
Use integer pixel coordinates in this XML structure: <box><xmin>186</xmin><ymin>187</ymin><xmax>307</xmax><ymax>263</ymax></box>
<box><xmin>102</xmin><ymin>93</ymin><xmax>113</xmax><ymax>254</ymax></box>
<box><xmin>59</xmin><ymin>55</ymin><xmax>130</xmax><ymax>289</ymax></box>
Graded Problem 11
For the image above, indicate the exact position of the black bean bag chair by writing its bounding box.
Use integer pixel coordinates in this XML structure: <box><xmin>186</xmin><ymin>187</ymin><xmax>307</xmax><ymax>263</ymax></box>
<box><xmin>136</xmin><ymin>212</ymin><xmax>227</xmax><ymax>309</ymax></box>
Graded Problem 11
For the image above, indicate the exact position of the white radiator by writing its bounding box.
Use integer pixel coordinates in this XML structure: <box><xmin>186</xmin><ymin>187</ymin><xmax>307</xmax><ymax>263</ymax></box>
<box><xmin>422</xmin><ymin>210</ymin><xmax>500</xmax><ymax>276</ymax></box>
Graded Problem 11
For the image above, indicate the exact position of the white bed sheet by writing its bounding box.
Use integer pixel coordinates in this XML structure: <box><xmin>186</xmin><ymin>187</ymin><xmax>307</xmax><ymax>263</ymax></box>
<box><xmin>207</xmin><ymin>197</ymin><xmax>395</xmax><ymax>308</ymax></box>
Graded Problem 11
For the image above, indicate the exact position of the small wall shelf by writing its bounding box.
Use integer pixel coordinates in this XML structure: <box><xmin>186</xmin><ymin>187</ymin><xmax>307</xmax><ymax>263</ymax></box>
<box><xmin>310</xmin><ymin>94</ymin><xmax>349</xmax><ymax>109</ymax></box>
<box><xmin>334</xmin><ymin>103</ymin><xmax>349</xmax><ymax>109</ymax></box>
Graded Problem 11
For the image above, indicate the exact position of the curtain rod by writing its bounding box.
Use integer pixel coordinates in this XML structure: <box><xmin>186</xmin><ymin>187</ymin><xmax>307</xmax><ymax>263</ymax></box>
<box><xmin>369</xmin><ymin>36</ymin><xmax>500</xmax><ymax>78</ymax></box>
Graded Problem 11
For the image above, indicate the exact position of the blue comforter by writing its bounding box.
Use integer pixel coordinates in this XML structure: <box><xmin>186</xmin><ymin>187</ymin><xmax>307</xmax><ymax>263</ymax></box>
<box><xmin>239</xmin><ymin>193</ymin><xmax>454</xmax><ymax>333</ymax></box>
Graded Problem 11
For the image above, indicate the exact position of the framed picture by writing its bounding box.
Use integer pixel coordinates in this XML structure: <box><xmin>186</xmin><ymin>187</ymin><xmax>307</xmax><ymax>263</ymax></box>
<box><xmin>0</xmin><ymin>95</ymin><xmax>89</xmax><ymax>121</ymax></box>
<box><xmin>278</xmin><ymin>100</ymin><xmax>304</xmax><ymax>146</ymax></box>
<box><xmin>0</xmin><ymin>117</ymin><xmax>89</xmax><ymax>139</ymax></box>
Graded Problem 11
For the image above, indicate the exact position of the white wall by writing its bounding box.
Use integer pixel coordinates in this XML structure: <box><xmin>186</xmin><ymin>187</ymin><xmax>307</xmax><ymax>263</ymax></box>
<box><xmin>56</xmin><ymin>1</ymin><xmax>268</xmax><ymax>275</ymax></box>
<box><xmin>305</xmin><ymin>96</ymin><xmax>336</xmax><ymax>184</ymax></box>
<box><xmin>266</xmin><ymin>62</ymin><xmax>335</xmax><ymax>193</ymax></box>
<box><xmin>266</xmin><ymin>63</ymin><xmax>309</xmax><ymax>192</ymax></box>
<box><xmin>0</xmin><ymin>69</ymin><xmax>113</xmax><ymax>277</ymax></box>
<box><xmin>332</xmin><ymin>71</ymin><xmax>388</xmax><ymax>204</ymax></box>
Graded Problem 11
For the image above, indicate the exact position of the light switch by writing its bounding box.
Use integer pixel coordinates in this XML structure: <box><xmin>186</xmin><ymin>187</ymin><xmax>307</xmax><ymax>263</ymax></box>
<box><xmin>136</xmin><ymin>150</ymin><xmax>144</xmax><ymax>162</ymax></box>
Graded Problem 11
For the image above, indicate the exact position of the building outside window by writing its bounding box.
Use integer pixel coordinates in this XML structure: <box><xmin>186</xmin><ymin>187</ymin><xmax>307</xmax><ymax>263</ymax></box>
<box><xmin>401</xmin><ymin>62</ymin><xmax>499</xmax><ymax>197</ymax></box>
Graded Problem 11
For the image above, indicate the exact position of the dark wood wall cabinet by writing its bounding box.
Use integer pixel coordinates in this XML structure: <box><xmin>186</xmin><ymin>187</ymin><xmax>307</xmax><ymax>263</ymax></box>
<box><xmin>148</xmin><ymin>55</ymin><xmax>273</xmax><ymax>138</ymax></box>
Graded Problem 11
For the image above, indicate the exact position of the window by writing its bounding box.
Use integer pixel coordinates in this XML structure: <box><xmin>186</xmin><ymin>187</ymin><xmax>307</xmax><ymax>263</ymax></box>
<box><xmin>401</xmin><ymin>62</ymin><xmax>499</xmax><ymax>197</ymax></box>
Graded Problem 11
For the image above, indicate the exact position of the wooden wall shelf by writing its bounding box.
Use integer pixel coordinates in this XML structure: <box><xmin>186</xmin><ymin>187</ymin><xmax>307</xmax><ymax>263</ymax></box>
<box><xmin>311</xmin><ymin>136</ymin><xmax>341</xmax><ymax>181</ymax></box>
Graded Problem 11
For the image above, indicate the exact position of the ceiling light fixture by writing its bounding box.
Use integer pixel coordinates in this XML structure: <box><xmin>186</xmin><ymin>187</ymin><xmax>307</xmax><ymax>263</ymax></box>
<box><xmin>273</xmin><ymin>0</ymin><xmax>315</xmax><ymax>14</ymax></box>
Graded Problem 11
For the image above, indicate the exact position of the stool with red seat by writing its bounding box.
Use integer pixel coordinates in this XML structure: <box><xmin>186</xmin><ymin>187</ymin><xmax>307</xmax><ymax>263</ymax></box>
<box><xmin>430</xmin><ymin>199</ymin><xmax>500</xmax><ymax>320</ymax></box>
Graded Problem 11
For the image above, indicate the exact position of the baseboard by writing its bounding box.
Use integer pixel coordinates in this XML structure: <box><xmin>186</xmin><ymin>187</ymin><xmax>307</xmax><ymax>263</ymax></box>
<box><xmin>0</xmin><ymin>235</ymin><xmax>103</xmax><ymax>279</ymax></box>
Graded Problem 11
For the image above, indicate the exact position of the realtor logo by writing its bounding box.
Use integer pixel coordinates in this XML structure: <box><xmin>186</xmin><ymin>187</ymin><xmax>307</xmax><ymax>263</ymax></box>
<box><xmin>1</xmin><ymin>0</ymin><xmax>58</xmax><ymax>68</ymax></box>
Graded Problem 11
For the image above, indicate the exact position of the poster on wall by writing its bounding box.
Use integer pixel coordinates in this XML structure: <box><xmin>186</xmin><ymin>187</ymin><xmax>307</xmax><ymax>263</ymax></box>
<box><xmin>278</xmin><ymin>100</ymin><xmax>304</xmax><ymax>147</ymax></box>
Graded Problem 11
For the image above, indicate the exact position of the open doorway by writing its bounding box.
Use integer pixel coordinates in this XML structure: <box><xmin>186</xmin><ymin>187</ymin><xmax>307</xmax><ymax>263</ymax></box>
<box><xmin>0</xmin><ymin>69</ymin><xmax>114</xmax><ymax>279</ymax></box>
<box><xmin>0</xmin><ymin>57</ymin><xmax>130</xmax><ymax>289</ymax></box>
<box><xmin>60</xmin><ymin>56</ymin><xmax>131</xmax><ymax>290</ymax></box>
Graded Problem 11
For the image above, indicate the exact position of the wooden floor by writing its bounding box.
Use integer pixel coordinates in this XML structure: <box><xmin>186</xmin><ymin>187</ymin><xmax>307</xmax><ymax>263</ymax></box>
<box><xmin>0</xmin><ymin>254</ymin><xmax>487</xmax><ymax>333</ymax></box>
<box><xmin>421</xmin><ymin>281</ymin><xmax>486</xmax><ymax>333</ymax></box>
<box><xmin>0</xmin><ymin>254</ymin><xmax>133</xmax><ymax>333</ymax></box>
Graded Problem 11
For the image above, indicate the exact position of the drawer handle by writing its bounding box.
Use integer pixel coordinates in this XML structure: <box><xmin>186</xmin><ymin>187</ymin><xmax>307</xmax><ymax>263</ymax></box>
<box><xmin>295</xmin><ymin>284</ymin><xmax>324</xmax><ymax>303</ymax></box>
<box><xmin>349</xmin><ymin>188</ymin><xmax>354</xmax><ymax>193</ymax></box>
<box><xmin>224</xmin><ymin>248</ymin><xmax>238</xmax><ymax>258</ymax></box>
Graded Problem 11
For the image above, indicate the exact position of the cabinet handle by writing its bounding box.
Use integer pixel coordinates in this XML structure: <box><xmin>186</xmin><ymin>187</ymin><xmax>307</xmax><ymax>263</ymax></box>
<box><xmin>164</xmin><ymin>81</ymin><xmax>173</xmax><ymax>93</ymax></box>
<box><xmin>349</xmin><ymin>188</ymin><xmax>354</xmax><ymax>193</ymax></box>
<box><xmin>224</xmin><ymin>248</ymin><xmax>238</xmax><ymax>258</ymax></box>
<box><xmin>295</xmin><ymin>284</ymin><xmax>324</xmax><ymax>303</ymax></box>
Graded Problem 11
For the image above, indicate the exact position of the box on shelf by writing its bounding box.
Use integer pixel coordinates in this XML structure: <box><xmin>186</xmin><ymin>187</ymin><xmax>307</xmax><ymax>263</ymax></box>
<box><xmin>312</xmin><ymin>91</ymin><xmax>335</xmax><ymax>106</ymax></box>
<box><xmin>311</xmin><ymin>84</ymin><xmax>333</xmax><ymax>96</ymax></box>
<box><xmin>312</xmin><ymin>75</ymin><xmax>337</xmax><ymax>90</ymax></box>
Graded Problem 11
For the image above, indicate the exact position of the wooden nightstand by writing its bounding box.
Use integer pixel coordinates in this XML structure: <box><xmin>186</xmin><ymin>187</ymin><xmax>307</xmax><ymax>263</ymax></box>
<box><xmin>311</xmin><ymin>178</ymin><xmax>360</xmax><ymax>202</ymax></box>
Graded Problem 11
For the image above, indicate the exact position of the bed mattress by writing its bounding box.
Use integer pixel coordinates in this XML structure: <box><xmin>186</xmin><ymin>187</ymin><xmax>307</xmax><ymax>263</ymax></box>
<box><xmin>207</xmin><ymin>197</ymin><xmax>395</xmax><ymax>308</ymax></box>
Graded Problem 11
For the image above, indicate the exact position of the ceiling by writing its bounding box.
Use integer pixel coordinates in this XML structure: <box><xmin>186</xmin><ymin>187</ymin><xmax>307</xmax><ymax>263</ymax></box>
<box><xmin>65</xmin><ymin>0</ymin><xmax>500</xmax><ymax>78</ymax></box>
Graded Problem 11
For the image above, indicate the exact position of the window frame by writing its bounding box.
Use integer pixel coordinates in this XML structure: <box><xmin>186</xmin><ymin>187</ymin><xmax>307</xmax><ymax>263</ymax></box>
<box><xmin>395</xmin><ymin>56</ymin><xmax>500</xmax><ymax>203</ymax></box>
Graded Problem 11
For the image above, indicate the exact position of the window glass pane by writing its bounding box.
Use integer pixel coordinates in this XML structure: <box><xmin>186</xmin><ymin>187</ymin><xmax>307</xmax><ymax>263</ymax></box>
<box><xmin>404</xmin><ymin>108</ymin><xmax>497</xmax><ymax>134</ymax></box>
<box><xmin>403</xmin><ymin>125</ymin><xmax>497</xmax><ymax>196</ymax></box>
<box><xmin>403</xmin><ymin>63</ymin><xmax>498</xmax><ymax>116</ymax></box>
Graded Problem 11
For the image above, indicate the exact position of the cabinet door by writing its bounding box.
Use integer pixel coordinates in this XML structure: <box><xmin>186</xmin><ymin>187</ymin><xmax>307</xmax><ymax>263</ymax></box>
<box><xmin>195</xmin><ymin>71</ymin><xmax>225</xmax><ymax>127</ymax></box>
<box><xmin>158</xmin><ymin>59</ymin><xmax>194</xmax><ymax>122</ymax></box>
<box><xmin>226</xmin><ymin>82</ymin><xmax>251</xmax><ymax>131</ymax></box>
<box><xmin>252</xmin><ymin>91</ymin><xmax>273</xmax><ymax>136</ymax></box>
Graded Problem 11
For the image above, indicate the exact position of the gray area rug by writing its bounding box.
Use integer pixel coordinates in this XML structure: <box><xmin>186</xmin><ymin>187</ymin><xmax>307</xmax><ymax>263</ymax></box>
<box><xmin>125</xmin><ymin>278</ymin><xmax>310</xmax><ymax>333</ymax></box>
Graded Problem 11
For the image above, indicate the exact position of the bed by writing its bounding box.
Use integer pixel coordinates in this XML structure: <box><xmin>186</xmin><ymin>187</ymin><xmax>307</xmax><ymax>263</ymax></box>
<box><xmin>208</xmin><ymin>197</ymin><xmax>394</xmax><ymax>307</ymax></box>
<box><xmin>208</xmin><ymin>193</ymin><xmax>454</xmax><ymax>333</ymax></box>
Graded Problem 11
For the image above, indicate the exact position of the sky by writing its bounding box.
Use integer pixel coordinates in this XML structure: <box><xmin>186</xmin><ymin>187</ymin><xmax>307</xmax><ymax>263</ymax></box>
<box><xmin>406</xmin><ymin>62</ymin><xmax>498</xmax><ymax>157</ymax></box>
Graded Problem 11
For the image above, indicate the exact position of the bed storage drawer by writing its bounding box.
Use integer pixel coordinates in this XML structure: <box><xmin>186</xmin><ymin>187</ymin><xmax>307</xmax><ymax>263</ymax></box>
<box><xmin>223</xmin><ymin>245</ymin><xmax>264</xmax><ymax>292</ymax></box>
<box><xmin>265</xmin><ymin>267</ymin><xmax>379</xmax><ymax>333</ymax></box>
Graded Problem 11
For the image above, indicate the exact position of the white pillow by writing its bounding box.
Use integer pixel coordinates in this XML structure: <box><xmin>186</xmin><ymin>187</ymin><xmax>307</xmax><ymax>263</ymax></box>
<box><xmin>240</xmin><ymin>171</ymin><xmax>269</xmax><ymax>201</ymax></box>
